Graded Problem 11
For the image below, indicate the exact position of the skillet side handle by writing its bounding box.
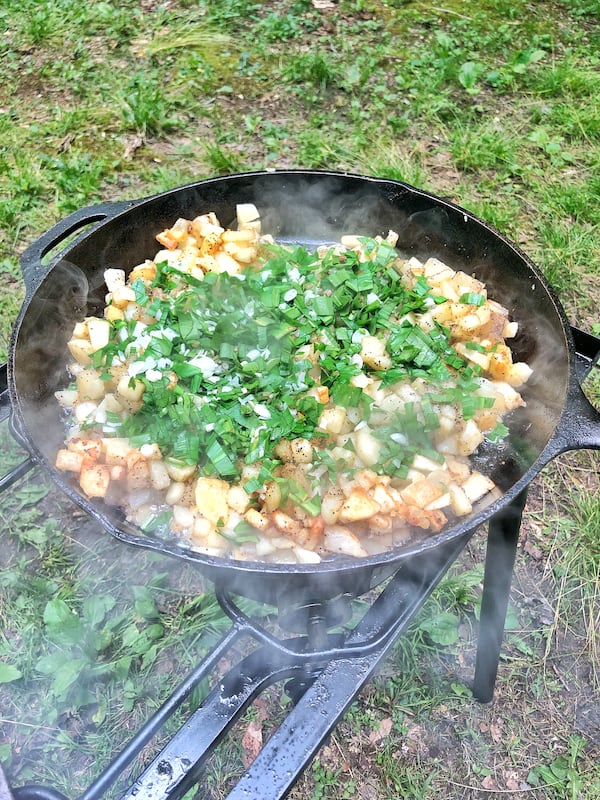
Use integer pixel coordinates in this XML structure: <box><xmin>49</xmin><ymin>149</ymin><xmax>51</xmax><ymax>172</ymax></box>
<box><xmin>549</xmin><ymin>327</ymin><xmax>600</xmax><ymax>456</ymax></box>
<box><xmin>20</xmin><ymin>200</ymin><xmax>131</xmax><ymax>293</ymax></box>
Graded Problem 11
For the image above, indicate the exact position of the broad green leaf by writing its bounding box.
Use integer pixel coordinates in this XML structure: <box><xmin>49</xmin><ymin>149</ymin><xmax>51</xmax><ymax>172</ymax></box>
<box><xmin>0</xmin><ymin>663</ymin><xmax>22</xmax><ymax>683</ymax></box>
<box><xmin>83</xmin><ymin>594</ymin><xmax>116</xmax><ymax>627</ymax></box>
<box><xmin>132</xmin><ymin>588</ymin><xmax>160</xmax><ymax>620</ymax></box>
<box><xmin>43</xmin><ymin>598</ymin><xmax>78</xmax><ymax>627</ymax></box>
<box><xmin>458</xmin><ymin>61</ymin><xmax>484</xmax><ymax>91</ymax></box>
<box><xmin>52</xmin><ymin>658</ymin><xmax>88</xmax><ymax>698</ymax></box>
<box><xmin>418</xmin><ymin>612</ymin><xmax>460</xmax><ymax>646</ymax></box>
<box><xmin>43</xmin><ymin>598</ymin><xmax>83</xmax><ymax>646</ymax></box>
<box><xmin>36</xmin><ymin>650</ymin><xmax>76</xmax><ymax>675</ymax></box>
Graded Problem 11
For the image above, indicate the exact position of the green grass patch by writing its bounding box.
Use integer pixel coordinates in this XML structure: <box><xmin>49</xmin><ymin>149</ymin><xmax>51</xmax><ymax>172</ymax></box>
<box><xmin>0</xmin><ymin>0</ymin><xmax>599</xmax><ymax>797</ymax></box>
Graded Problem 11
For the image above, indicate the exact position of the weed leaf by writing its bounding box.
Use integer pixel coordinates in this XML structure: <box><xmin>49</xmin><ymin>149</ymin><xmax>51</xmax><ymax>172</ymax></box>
<box><xmin>458</xmin><ymin>61</ymin><xmax>484</xmax><ymax>92</ymax></box>
<box><xmin>43</xmin><ymin>598</ymin><xmax>84</xmax><ymax>646</ymax></box>
<box><xmin>83</xmin><ymin>594</ymin><xmax>116</xmax><ymax>627</ymax></box>
<box><xmin>418</xmin><ymin>611</ymin><xmax>460</xmax><ymax>646</ymax></box>
<box><xmin>0</xmin><ymin>663</ymin><xmax>22</xmax><ymax>683</ymax></box>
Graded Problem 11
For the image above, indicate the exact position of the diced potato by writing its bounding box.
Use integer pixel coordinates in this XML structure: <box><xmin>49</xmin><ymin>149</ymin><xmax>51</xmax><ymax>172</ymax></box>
<box><xmin>323</xmin><ymin>525</ymin><xmax>369</xmax><ymax>558</ymax></box>
<box><xmin>74</xmin><ymin>401</ymin><xmax>98</xmax><ymax>424</ymax></box>
<box><xmin>454</xmin><ymin>343</ymin><xmax>491</xmax><ymax>371</ymax></box>
<box><xmin>126</xmin><ymin>451</ymin><xmax>151</xmax><ymax>490</ymax></box>
<box><xmin>425</xmin><ymin>492</ymin><xmax>451</xmax><ymax>510</ymax></box>
<box><xmin>116</xmin><ymin>375</ymin><xmax>145</xmax><ymax>404</ymax></box>
<box><xmin>105</xmin><ymin>305</ymin><xmax>125</xmax><ymax>322</ymax></box>
<box><xmin>260</xmin><ymin>481</ymin><xmax>281</xmax><ymax>512</ymax></box>
<box><xmin>104</xmin><ymin>269</ymin><xmax>126</xmax><ymax>292</ymax></box>
<box><xmin>371</xmin><ymin>484</ymin><xmax>397</xmax><ymax>514</ymax></box>
<box><xmin>244</xmin><ymin>508</ymin><xmax>269</xmax><ymax>530</ymax></box>
<box><xmin>271</xmin><ymin>510</ymin><xmax>304</xmax><ymax>537</ymax></box>
<box><xmin>55</xmin><ymin>449</ymin><xmax>84</xmax><ymax>472</ymax></box>
<box><xmin>318</xmin><ymin>406</ymin><xmax>348</xmax><ymax>435</ymax></box>
<box><xmin>191</xmin><ymin>518</ymin><xmax>223</xmax><ymax>550</ymax></box>
<box><xmin>103</xmin><ymin>393</ymin><xmax>124</xmax><ymax>414</ymax></box>
<box><xmin>129</xmin><ymin>261</ymin><xmax>157</xmax><ymax>283</ymax></box>
<box><xmin>110</xmin><ymin>285</ymin><xmax>137</xmax><ymax>309</ymax></box>
<box><xmin>195</xmin><ymin>477</ymin><xmax>230</xmax><ymax>527</ymax></box>
<box><xmin>228</xmin><ymin>485</ymin><xmax>251</xmax><ymax>514</ymax></box>
<box><xmin>422</xmin><ymin>257</ymin><xmax>455</xmax><ymax>284</ymax></box>
<box><xmin>67</xmin><ymin>338</ymin><xmax>95</xmax><ymax>366</ymax></box>
<box><xmin>86</xmin><ymin>317</ymin><xmax>111</xmax><ymax>350</ymax></box>
<box><xmin>411</xmin><ymin>453</ymin><xmax>445</xmax><ymax>474</ymax></box>
<box><xmin>76</xmin><ymin>370</ymin><xmax>106</xmax><ymax>401</ymax></box>
<box><xmin>149</xmin><ymin>460</ymin><xmax>171</xmax><ymax>491</ymax></box>
<box><xmin>400</xmin><ymin>478</ymin><xmax>446</xmax><ymax>510</ymax></box>
<box><xmin>79</xmin><ymin>463</ymin><xmax>111</xmax><ymax>498</ymax></box>
<box><xmin>289</xmin><ymin>438</ymin><xmax>313</xmax><ymax>465</ymax></box>
<box><xmin>236</xmin><ymin>203</ymin><xmax>261</xmax><ymax>233</ymax></box>
<box><xmin>338</xmin><ymin>490</ymin><xmax>381</xmax><ymax>522</ymax></box>
<box><xmin>72</xmin><ymin>320</ymin><xmax>88</xmax><ymax>338</ymax></box>
<box><xmin>273</xmin><ymin>439</ymin><xmax>292</xmax><ymax>462</ymax></box>
<box><xmin>430</xmin><ymin>302</ymin><xmax>454</xmax><ymax>324</ymax></box>
<box><xmin>360</xmin><ymin>335</ymin><xmax>392</xmax><ymax>371</ymax></box>
<box><xmin>67</xmin><ymin>438</ymin><xmax>102</xmax><ymax>459</ymax></box>
<box><xmin>55</xmin><ymin>389</ymin><xmax>79</xmax><ymax>408</ymax></box>
<box><xmin>462</xmin><ymin>472</ymin><xmax>495</xmax><ymax>503</ymax></box>
<box><xmin>320</xmin><ymin>487</ymin><xmax>345</xmax><ymax>525</ymax></box>
<box><xmin>294</xmin><ymin>546</ymin><xmax>321</xmax><ymax>564</ymax></box>
<box><xmin>222</xmin><ymin>229</ymin><xmax>257</xmax><ymax>244</ymax></box>
<box><xmin>353</xmin><ymin>425</ymin><xmax>381</xmax><ymax>467</ymax></box>
<box><xmin>507</xmin><ymin>362</ymin><xmax>533</xmax><ymax>387</ymax></box>
<box><xmin>172</xmin><ymin>504</ymin><xmax>195</xmax><ymax>530</ymax></box>
<box><xmin>406</xmin><ymin>256</ymin><xmax>424</xmax><ymax>274</ymax></box>
<box><xmin>165</xmin><ymin>481</ymin><xmax>186</xmax><ymax>505</ymax></box>
<box><xmin>449</xmin><ymin>483</ymin><xmax>472</xmax><ymax>516</ymax></box>
<box><xmin>255</xmin><ymin>537</ymin><xmax>277</xmax><ymax>557</ymax></box>
<box><xmin>110</xmin><ymin>465</ymin><xmax>126</xmax><ymax>481</ymax></box>
<box><xmin>503</xmin><ymin>321</ymin><xmax>519</xmax><ymax>338</ymax></box>
<box><xmin>493</xmin><ymin>381</ymin><xmax>524</xmax><ymax>411</ymax></box>
<box><xmin>456</xmin><ymin>418</ymin><xmax>484</xmax><ymax>456</ymax></box>
<box><xmin>223</xmin><ymin>243</ymin><xmax>258</xmax><ymax>264</ymax></box>
<box><xmin>164</xmin><ymin>458</ymin><xmax>197</xmax><ymax>482</ymax></box>
<box><xmin>102</xmin><ymin>438</ymin><xmax>132</xmax><ymax>465</ymax></box>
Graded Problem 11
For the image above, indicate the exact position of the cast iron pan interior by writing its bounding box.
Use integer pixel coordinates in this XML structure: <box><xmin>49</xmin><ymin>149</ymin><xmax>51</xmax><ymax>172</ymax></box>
<box><xmin>9</xmin><ymin>171</ymin><xmax>573</xmax><ymax>603</ymax></box>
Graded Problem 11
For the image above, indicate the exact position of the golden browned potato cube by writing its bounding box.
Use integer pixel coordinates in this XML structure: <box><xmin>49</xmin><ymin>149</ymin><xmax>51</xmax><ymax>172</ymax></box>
<box><xmin>76</xmin><ymin>370</ymin><xmax>106</xmax><ymax>401</ymax></box>
<box><xmin>195</xmin><ymin>477</ymin><xmax>230</xmax><ymax>526</ymax></box>
<box><xmin>67</xmin><ymin>338</ymin><xmax>95</xmax><ymax>366</ymax></box>
<box><xmin>55</xmin><ymin>449</ymin><xmax>84</xmax><ymax>472</ymax></box>
<box><xmin>86</xmin><ymin>317</ymin><xmax>111</xmax><ymax>350</ymax></box>
<box><xmin>80</xmin><ymin>463</ymin><xmax>111</xmax><ymax>498</ymax></box>
<box><xmin>337</xmin><ymin>490</ymin><xmax>381</xmax><ymax>522</ymax></box>
<box><xmin>125</xmin><ymin>451</ymin><xmax>151</xmax><ymax>490</ymax></box>
<box><xmin>400</xmin><ymin>478</ymin><xmax>446</xmax><ymax>510</ymax></box>
<box><xmin>102</xmin><ymin>438</ymin><xmax>132</xmax><ymax>466</ymax></box>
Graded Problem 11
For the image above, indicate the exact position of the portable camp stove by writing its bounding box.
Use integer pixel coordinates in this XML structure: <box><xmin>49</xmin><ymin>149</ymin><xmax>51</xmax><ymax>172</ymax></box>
<box><xmin>0</xmin><ymin>325</ymin><xmax>597</xmax><ymax>799</ymax></box>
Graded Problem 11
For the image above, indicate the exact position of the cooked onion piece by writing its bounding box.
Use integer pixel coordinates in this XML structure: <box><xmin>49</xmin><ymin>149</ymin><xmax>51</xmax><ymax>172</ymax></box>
<box><xmin>55</xmin><ymin>206</ymin><xmax>532</xmax><ymax>563</ymax></box>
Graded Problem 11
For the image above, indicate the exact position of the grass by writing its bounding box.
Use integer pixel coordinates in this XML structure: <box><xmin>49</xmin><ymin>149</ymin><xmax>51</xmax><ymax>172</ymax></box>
<box><xmin>0</xmin><ymin>0</ymin><xmax>599</xmax><ymax>797</ymax></box>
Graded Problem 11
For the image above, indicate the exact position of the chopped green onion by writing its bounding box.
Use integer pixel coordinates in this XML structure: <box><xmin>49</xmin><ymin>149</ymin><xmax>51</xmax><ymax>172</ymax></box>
<box><xmin>487</xmin><ymin>421</ymin><xmax>509</xmax><ymax>443</ymax></box>
<box><xmin>459</xmin><ymin>292</ymin><xmax>486</xmax><ymax>306</ymax></box>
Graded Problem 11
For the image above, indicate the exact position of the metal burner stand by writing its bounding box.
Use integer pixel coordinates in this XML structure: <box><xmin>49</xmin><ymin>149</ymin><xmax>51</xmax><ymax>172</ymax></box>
<box><xmin>1</xmin><ymin>326</ymin><xmax>597</xmax><ymax>800</ymax></box>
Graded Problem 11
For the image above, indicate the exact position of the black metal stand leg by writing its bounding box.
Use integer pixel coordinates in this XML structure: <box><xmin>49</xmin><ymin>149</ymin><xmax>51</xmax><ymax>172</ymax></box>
<box><xmin>473</xmin><ymin>489</ymin><xmax>528</xmax><ymax>703</ymax></box>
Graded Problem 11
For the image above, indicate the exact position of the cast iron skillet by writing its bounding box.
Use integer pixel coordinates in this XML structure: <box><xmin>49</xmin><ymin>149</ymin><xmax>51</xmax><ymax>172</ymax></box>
<box><xmin>8</xmin><ymin>170</ymin><xmax>600</xmax><ymax>605</ymax></box>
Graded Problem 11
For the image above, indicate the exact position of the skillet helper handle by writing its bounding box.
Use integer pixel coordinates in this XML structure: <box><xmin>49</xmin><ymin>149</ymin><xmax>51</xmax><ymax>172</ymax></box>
<box><xmin>19</xmin><ymin>200</ymin><xmax>131</xmax><ymax>292</ymax></box>
<box><xmin>551</xmin><ymin>326</ymin><xmax>600</xmax><ymax>455</ymax></box>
